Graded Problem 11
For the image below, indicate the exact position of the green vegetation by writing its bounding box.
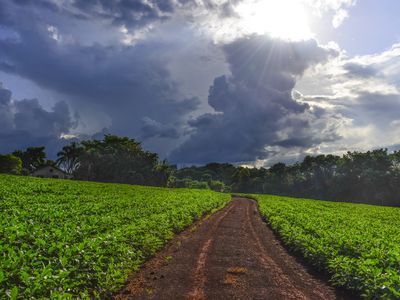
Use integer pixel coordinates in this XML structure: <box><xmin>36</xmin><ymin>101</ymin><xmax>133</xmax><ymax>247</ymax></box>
<box><xmin>176</xmin><ymin>149</ymin><xmax>400</xmax><ymax>206</ymax></box>
<box><xmin>2</xmin><ymin>134</ymin><xmax>400</xmax><ymax>206</ymax></box>
<box><xmin>12</xmin><ymin>147</ymin><xmax>47</xmax><ymax>174</ymax></box>
<box><xmin>0</xmin><ymin>154</ymin><xmax>22</xmax><ymax>175</ymax></box>
<box><xmin>72</xmin><ymin>135</ymin><xmax>172</xmax><ymax>186</ymax></box>
<box><xmin>0</xmin><ymin>174</ymin><xmax>230</xmax><ymax>299</ymax></box>
<box><xmin>253</xmin><ymin>194</ymin><xmax>400</xmax><ymax>299</ymax></box>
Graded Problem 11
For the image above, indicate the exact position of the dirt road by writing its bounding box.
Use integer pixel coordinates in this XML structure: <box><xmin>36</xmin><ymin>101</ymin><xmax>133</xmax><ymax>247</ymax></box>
<box><xmin>117</xmin><ymin>197</ymin><xmax>353</xmax><ymax>300</ymax></box>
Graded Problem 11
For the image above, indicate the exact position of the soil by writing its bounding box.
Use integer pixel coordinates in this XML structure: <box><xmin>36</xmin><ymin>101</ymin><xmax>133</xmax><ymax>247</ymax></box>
<box><xmin>116</xmin><ymin>197</ymin><xmax>355</xmax><ymax>300</ymax></box>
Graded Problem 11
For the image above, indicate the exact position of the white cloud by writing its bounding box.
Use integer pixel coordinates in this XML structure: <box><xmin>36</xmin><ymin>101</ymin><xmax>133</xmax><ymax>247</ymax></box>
<box><xmin>305</xmin><ymin>0</ymin><xmax>356</xmax><ymax>15</ymax></box>
<box><xmin>332</xmin><ymin>9</ymin><xmax>349</xmax><ymax>28</ymax></box>
<box><xmin>303</xmin><ymin>0</ymin><xmax>356</xmax><ymax>30</ymax></box>
<box><xmin>47</xmin><ymin>25</ymin><xmax>61</xmax><ymax>41</ymax></box>
<box><xmin>295</xmin><ymin>41</ymin><xmax>400</xmax><ymax>155</ymax></box>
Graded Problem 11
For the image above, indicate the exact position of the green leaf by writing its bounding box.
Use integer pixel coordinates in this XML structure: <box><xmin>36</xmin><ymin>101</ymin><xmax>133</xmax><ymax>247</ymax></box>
<box><xmin>10</xmin><ymin>286</ymin><xmax>18</xmax><ymax>300</ymax></box>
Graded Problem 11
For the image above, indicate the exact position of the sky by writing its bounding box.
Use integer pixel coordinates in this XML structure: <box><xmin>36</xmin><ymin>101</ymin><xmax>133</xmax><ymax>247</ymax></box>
<box><xmin>0</xmin><ymin>0</ymin><xmax>400</xmax><ymax>166</ymax></box>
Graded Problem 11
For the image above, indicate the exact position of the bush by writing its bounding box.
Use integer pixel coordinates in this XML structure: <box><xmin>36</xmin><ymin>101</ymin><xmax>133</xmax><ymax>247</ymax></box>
<box><xmin>0</xmin><ymin>154</ymin><xmax>22</xmax><ymax>174</ymax></box>
<box><xmin>209</xmin><ymin>180</ymin><xmax>225</xmax><ymax>192</ymax></box>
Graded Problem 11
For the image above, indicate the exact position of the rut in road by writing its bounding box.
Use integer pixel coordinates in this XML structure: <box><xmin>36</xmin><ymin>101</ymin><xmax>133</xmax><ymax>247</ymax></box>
<box><xmin>117</xmin><ymin>197</ymin><xmax>353</xmax><ymax>300</ymax></box>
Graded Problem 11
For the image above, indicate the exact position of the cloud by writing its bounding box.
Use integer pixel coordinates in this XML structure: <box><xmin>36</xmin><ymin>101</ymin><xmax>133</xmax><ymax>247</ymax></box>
<box><xmin>0</xmin><ymin>83</ymin><xmax>77</xmax><ymax>156</ymax></box>
<box><xmin>0</xmin><ymin>3</ymin><xmax>204</xmax><ymax>156</ymax></box>
<box><xmin>9</xmin><ymin>0</ymin><xmax>175</xmax><ymax>29</ymax></box>
<box><xmin>140</xmin><ymin>117</ymin><xmax>180</xmax><ymax>139</ymax></box>
<box><xmin>305</xmin><ymin>0</ymin><xmax>356</xmax><ymax>13</ymax></box>
<box><xmin>343</xmin><ymin>62</ymin><xmax>378</xmax><ymax>78</ymax></box>
<box><xmin>304</xmin><ymin>0</ymin><xmax>356</xmax><ymax>29</ymax></box>
<box><xmin>170</xmin><ymin>35</ymin><xmax>339</xmax><ymax>164</ymax></box>
<box><xmin>3</xmin><ymin>0</ymin><xmax>398</xmax><ymax>166</ymax></box>
<box><xmin>8</xmin><ymin>0</ymin><xmax>242</xmax><ymax>33</ymax></box>
<box><xmin>332</xmin><ymin>9</ymin><xmax>349</xmax><ymax>28</ymax></box>
<box><xmin>296</xmin><ymin>42</ymin><xmax>400</xmax><ymax>155</ymax></box>
<box><xmin>339</xmin><ymin>92</ymin><xmax>400</xmax><ymax>128</ymax></box>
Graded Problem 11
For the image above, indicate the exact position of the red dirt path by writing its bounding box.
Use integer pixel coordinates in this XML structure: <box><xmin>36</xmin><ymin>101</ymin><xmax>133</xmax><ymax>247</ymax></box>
<box><xmin>116</xmin><ymin>197</ymin><xmax>354</xmax><ymax>300</ymax></box>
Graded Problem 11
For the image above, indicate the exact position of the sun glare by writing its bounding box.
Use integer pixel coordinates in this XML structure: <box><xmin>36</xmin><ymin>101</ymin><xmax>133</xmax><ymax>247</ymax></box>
<box><xmin>235</xmin><ymin>0</ymin><xmax>313</xmax><ymax>41</ymax></box>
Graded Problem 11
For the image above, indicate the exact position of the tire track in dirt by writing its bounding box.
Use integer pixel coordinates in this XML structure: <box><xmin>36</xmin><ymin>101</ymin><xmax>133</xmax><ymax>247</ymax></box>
<box><xmin>116</xmin><ymin>197</ymin><xmax>355</xmax><ymax>300</ymax></box>
<box><xmin>244</xmin><ymin>200</ymin><xmax>307</xmax><ymax>300</ymax></box>
<box><xmin>186</xmin><ymin>202</ymin><xmax>236</xmax><ymax>300</ymax></box>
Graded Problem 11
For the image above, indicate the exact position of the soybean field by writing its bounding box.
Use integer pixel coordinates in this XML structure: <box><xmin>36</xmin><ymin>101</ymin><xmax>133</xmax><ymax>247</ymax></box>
<box><xmin>0</xmin><ymin>174</ymin><xmax>230</xmax><ymax>299</ymax></box>
<box><xmin>254</xmin><ymin>194</ymin><xmax>400</xmax><ymax>299</ymax></box>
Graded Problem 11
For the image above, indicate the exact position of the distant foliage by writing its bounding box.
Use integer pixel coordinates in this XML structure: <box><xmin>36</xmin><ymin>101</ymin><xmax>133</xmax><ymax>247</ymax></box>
<box><xmin>2</xmin><ymin>135</ymin><xmax>175</xmax><ymax>187</ymax></box>
<box><xmin>263</xmin><ymin>149</ymin><xmax>400</xmax><ymax>206</ymax></box>
<box><xmin>255</xmin><ymin>194</ymin><xmax>400</xmax><ymax>299</ymax></box>
<box><xmin>0</xmin><ymin>174</ymin><xmax>230</xmax><ymax>298</ymax></box>
<box><xmin>3</xmin><ymin>135</ymin><xmax>400</xmax><ymax>205</ymax></box>
<box><xmin>12</xmin><ymin>147</ymin><xmax>46</xmax><ymax>173</ymax></box>
<box><xmin>169</xmin><ymin>170</ymin><xmax>228</xmax><ymax>192</ymax></box>
<box><xmin>171</xmin><ymin>178</ymin><xmax>210</xmax><ymax>189</ymax></box>
<box><xmin>56</xmin><ymin>142</ymin><xmax>84</xmax><ymax>174</ymax></box>
<box><xmin>0</xmin><ymin>154</ymin><xmax>22</xmax><ymax>174</ymax></box>
<box><xmin>175</xmin><ymin>149</ymin><xmax>400</xmax><ymax>206</ymax></box>
<box><xmin>69</xmin><ymin>135</ymin><xmax>173</xmax><ymax>187</ymax></box>
<box><xmin>173</xmin><ymin>163</ymin><xmax>237</xmax><ymax>192</ymax></box>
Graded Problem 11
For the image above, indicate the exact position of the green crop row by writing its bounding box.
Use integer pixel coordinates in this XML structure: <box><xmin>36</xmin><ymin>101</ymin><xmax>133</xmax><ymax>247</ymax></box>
<box><xmin>0</xmin><ymin>174</ymin><xmax>230</xmax><ymax>299</ymax></box>
<box><xmin>252</xmin><ymin>194</ymin><xmax>400</xmax><ymax>299</ymax></box>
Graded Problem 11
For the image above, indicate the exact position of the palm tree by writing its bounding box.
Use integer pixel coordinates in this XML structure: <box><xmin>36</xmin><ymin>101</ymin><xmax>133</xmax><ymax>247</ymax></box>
<box><xmin>56</xmin><ymin>142</ymin><xmax>84</xmax><ymax>174</ymax></box>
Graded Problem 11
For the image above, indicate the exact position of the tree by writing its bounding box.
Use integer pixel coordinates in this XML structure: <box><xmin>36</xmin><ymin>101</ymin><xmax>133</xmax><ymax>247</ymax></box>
<box><xmin>56</xmin><ymin>142</ymin><xmax>84</xmax><ymax>174</ymax></box>
<box><xmin>232</xmin><ymin>167</ymin><xmax>252</xmax><ymax>192</ymax></box>
<box><xmin>0</xmin><ymin>154</ymin><xmax>22</xmax><ymax>174</ymax></box>
<box><xmin>12</xmin><ymin>147</ymin><xmax>46</xmax><ymax>173</ymax></box>
<box><xmin>45</xmin><ymin>160</ymin><xmax>57</xmax><ymax>167</ymax></box>
<box><xmin>153</xmin><ymin>159</ymin><xmax>174</xmax><ymax>187</ymax></box>
<box><xmin>335</xmin><ymin>149</ymin><xmax>393</xmax><ymax>204</ymax></box>
<box><xmin>209</xmin><ymin>180</ymin><xmax>225</xmax><ymax>192</ymax></box>
<box><xmin>74</xmin><ymin>135</ymin><xmax>172</xmax><ymax>186</ymax></box>
<box><xmin>269</xmin><ymin>162</ymin><xmax>286</xmax><ymax>178</ymax></box>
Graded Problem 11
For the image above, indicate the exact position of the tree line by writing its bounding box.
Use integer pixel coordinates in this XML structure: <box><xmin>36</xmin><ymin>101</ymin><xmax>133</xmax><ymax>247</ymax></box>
<box><xmin>174</xmin><ymin>149</ymin><xmax>400</xmax><ymax>206</ymax></box>
<box><xmin>0</xmin><ymin>135</ymin><xmax>171</xmax><ymax>187</ymax></box>
<box><xmin>1</xmin><ymin>135</ymin><xmax>399</xmax><ymax>206</ymax></box>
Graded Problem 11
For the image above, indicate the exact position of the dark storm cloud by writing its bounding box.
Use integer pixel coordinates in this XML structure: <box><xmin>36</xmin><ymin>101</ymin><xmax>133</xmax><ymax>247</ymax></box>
<box><xmin>170</xmin><ymin>35</ymin><xmax>339</xmax><ymax>164</ymax></box>
<box><xmin>74</xmin><ymin>0</ymin><xmax>244</xmax><ymax>25</ymax></box>
<box><xmin>8</xmin><ymin>0</ymin><xmax>242</xmax><ymax>29</ymax></box>
<box><xmin>0</xmin><ymin>84</ymin><xmax>77</xmax><ymax>155</ymax></box>
<box><xmin>9</xmin><ymin>0</ymin><xmax>175</xmax><ymax>28</ymax></box>
<box><xmin>0</xmin><ymin>3</ymin><xmax>199</xmax><ymax>155</ymax></box>
<box><xmin>140</xmin><ymin>117</ymin><xmax>180</xmax><ymax>139</ymax></box>
<box><xmin>0</xmin><ymin>1</ymin><xmax>344</xmax><ymax>164</ymax></box>
<box><xmin>70</xmin><ymin>0</ymin><xmax>175</xmax><ymax>27</ymax></box>
<box><xmin>11</xmin><ymin>0</ymin><xmax>60</xmax><ymax>12</ymax></box>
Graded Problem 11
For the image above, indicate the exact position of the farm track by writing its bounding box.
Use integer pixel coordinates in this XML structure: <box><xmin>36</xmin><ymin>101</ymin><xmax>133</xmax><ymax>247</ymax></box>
<box><xmin>116</xmin><ymin>197</ymin><xmax>352</xmax><ymax>300</ymax></box>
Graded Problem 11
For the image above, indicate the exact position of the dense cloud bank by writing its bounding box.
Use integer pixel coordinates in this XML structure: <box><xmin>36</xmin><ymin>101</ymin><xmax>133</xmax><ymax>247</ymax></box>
<box><xmin>170</xmin><ymin>36</ymin><xmax>340</xmax><ymax>163</ymax></box>
<box><xmin>5</xmin><ymin>0</ymin><xmax>242</xmax><ymax>32</ymax></box>
<box><xmin>0</xmin><ymin>1</ymin><xmax>201</xmax><ymax>156</ymax></box>
<box><xmin>0</xmin><ymin>1</ymin><xmax>400</xmax><ymax>164</ymax></box>
<box><xmin>0</xmin><ymin>84</ymin><xmax>76</xmax><ymax>155</ymax></box>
